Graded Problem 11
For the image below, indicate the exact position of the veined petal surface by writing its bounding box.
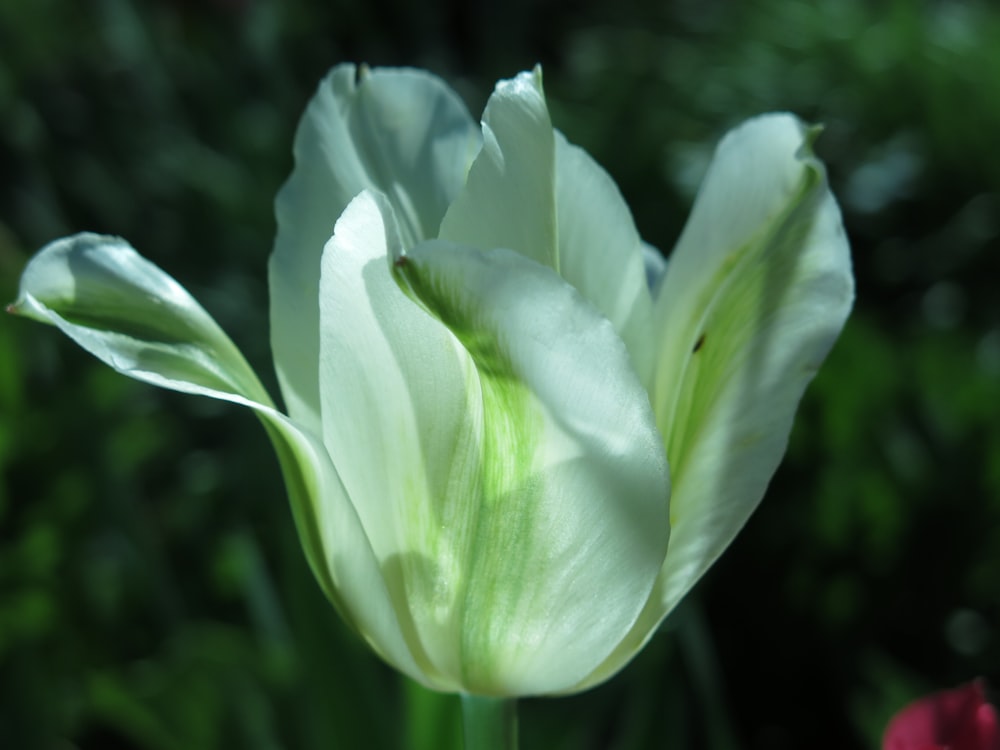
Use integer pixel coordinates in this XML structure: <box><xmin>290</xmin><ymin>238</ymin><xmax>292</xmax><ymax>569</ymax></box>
<box><xmin>393</xmin><ymin>231</ymin><xmax>671</xmax><ymax>695</ymax></box>
<box><xmin>10</xmin><ymin>233</ymin><xmax>424</xmax><ymax>685</ymax></box>
<box><xmin>439</xmin><ymin>67</ymin><xmax>559</xmax><ymax>271</ymax></box>
<box><xmin>575</xmin><ymin>114</ymin><xmax>854</xmax><ymax>690</ymax></box>
<box><xmin>271</xmin><ymin>64</ymin><xmax>481</xmax><ymax>434</ymax></box>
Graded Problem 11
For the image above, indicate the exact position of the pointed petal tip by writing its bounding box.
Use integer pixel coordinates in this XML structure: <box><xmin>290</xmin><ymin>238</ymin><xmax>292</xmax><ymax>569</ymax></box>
<box><xmin>496</xmin><ymin>66</ymin><xmax>544</xmax><ymax>100</ymax></box>
<box><xmin>754</xmin><ymin>112</ymin><xmax>826</xmax><ymax>165</ymax></box>
<box><xmin>805</xmin><ymin>120</ymin><xmax>825</xmax><ymax>141</ymax></box>
<box><xmin>794</xmin><ymin>120</ymin><xmax>828</xmax><ymax>169</ymax></box>
<box><xmin>733</xmin><ymin>111</ymin><xmax>820</xmax><ymax>147</ymax></box>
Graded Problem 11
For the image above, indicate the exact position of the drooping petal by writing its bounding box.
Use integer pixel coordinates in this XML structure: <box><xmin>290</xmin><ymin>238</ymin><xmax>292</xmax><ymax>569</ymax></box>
<box><xmin>554</xmin><ymin>131</ymin><xmax>658</xmax><ymax>385</ymax></box>
<box><xmin>270</xmin><ymin>64</ymin><xmax>481</xmax><ymax>434</ymax></box>
<box><xmin>12</xmin><ymin>233</ymin><xmax>271</xmax><ymax>406</ymax></box>
<box><xmin>574</xmin><ymin>114</ymin><xmax>854</xmax><ymax>690</ymax></box>
<box><xmin>392</xmin><ymin>231</ymin><xmax>671</xmax><ymax>695</ymax></box>
<box><xmin>10</xmin><ymin>233</ymin><xmax>424</xmax><ymax>684</ymax></box>
<box><xmin>438</xmin><ymin>67</ymin><xmax>559</xmax><ymax>271</ymax></box>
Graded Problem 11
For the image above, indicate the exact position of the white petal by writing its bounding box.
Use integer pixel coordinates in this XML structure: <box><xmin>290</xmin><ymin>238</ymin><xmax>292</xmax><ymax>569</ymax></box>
<box><xmin>12</xmin><ymin>233</ymin><xmax>270</xmax><ymax>406</ymax></box>
<box><xmin>554</xmin><ymin>131</ymin><xmax>658</xmax><ymax>385</ymax></box>
<box><xmin>270</xmin><ymin>64</ymin><xmax>480</xmax><ymax>434</ymax></box>
<box><xmin>11</xmin><ymin>233</ymin><xmax>424</xmax><ymax>685</ymax></box>
<box><xmin>317</xmin><ymin>190</ymin><xmax>474</xmax><ymax>691</ymax></box>
<box><xmin>573</xmin><ymin>114</ymin><xmax>854</xmax><ymax>690</ymax></box>
<box><xmin>438</xmin><ymin>67</ymin><xmax>559</xmax><ymax>270</ymax></box>
<box><xmin>251</xmin><ymin>406</ymin><xmax>427</xmax><ymax>688</ymax></box>
<box><xmin>394</xmin><ymin>235</ymin><xmax>671</xmax><ymax>695</ymax></box>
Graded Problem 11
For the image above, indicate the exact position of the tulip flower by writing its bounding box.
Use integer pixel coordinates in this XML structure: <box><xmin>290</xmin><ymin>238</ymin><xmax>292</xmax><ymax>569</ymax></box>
<box><xmin>883</xmin><ymin>680</ymin><xmax>1000</xmax><ymax>750</ymax></box>
<box><xmin>9</xmin><ymin>65</ymin><xmax>853</xmax><ymax>702</ymax></box>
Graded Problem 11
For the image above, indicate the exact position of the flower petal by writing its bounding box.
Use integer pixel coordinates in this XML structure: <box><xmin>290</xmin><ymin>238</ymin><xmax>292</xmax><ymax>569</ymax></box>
<box><xmin>392</xmin><ymin>231</ymin><xmax>671</xmax><ymax>695</ymax></box>
<box><xmin>574</xmin><ymin>114</ymin><xmax>854</xmax><ymax>690</ymax></box>
<box><xmin>438</xmin><ymin>67</ymin><xmax>559</xmax><ymax>271</ymax></box>
<box><xmin>554</xmin><ymin>131</ymin><xmax>657</xmax><ymax>385</ymax></box>
<box><xmin>12</xmin><ymin>233</ymin><xmax>270</xmax><ymax>406</ymax></box>
<box><xmin>10</xmin><ymin>232</ymin><xmax>424</xmax><ymax>684</ymax></box>
<box><xmin>317</xmin><ymin>191</ymin><xmax>475</xmax><ymax>691</ymax></box>
<box><xmin>270</xmin><ymin>64</ymin><xmax>480</xmax><ymax>434</ymax></box>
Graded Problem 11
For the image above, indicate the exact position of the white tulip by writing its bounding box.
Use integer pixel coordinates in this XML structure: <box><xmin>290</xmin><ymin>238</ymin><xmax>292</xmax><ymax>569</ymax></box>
<box><xmin>10</xmin><ymin>64</ymin><xmax>853</xmax><ymax>697</ymax></box>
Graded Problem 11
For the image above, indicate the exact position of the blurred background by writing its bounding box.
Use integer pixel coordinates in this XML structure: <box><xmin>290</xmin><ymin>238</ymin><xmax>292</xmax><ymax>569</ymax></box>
<box><xmin>1</xmin><ymin>0</ymin><xmax>998</xmax><ymax>747</ymax></box>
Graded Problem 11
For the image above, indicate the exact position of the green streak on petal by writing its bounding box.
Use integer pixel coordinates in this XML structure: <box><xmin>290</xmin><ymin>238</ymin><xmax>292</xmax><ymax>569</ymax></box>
<box><xmin>459</xmin><ymin>374</ymin><xmax>540</xmax><ymax>687</ymax></box>
<box><xmin>394</xmin><ymin>253</ymin><xmax>542</xmax><ymax>688</ymax></box>
<box><xmin>657</xmin><ymin>156</ymin><xmax>824</xmax><ymax>480</ymax></box>
<box><xmin>390</xmin><ymin>235</ymin><xmax>669</xmax><ymax>694</ymax></box>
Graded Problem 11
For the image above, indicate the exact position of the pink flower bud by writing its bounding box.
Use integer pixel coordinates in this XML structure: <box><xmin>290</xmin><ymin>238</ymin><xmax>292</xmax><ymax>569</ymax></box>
<box><xmin>883</xmin><ymin>680</ymin><xmax>1000</xmax><ymax>750</ymax></box>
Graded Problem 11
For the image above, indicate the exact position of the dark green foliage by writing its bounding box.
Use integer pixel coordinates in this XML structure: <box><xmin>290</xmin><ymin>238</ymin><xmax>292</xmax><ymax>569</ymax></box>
<box><xmin>1</xmin><ymin>0</ymin><xmax>998</xmax><ymax>747</ymax></box>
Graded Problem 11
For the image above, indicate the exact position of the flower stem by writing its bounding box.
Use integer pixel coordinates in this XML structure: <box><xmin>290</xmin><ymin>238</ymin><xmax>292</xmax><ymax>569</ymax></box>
<box><xmin>461</xmin><ymin>695</ymin><xmax>518</xmax><ymax>750</ymax></box>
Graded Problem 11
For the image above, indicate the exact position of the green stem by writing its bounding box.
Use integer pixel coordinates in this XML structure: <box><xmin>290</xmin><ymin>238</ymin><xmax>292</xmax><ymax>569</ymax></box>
<box><xmin>461</xmin><ymin>695</ymin><xmax>518</xmax><ymax>750</ymax></box>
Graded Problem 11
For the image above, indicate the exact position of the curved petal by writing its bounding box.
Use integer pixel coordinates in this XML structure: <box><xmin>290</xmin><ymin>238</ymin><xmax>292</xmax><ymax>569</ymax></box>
<box><xmin>10</xmin><ymin>233</ymin><xmax>424</xmax><ymax>684</ymax></box>
<box><xmin>574</xmin><ymin>115</ymin><xmax>854</xmax><ymax>690</ymax></box>
<box><xmin>438</xmin><ymin>67</ymin><xmax>559</xmax><ymax>271</ymax></box>
<box><xmin>392</xmin><ymin>232</ymin><xmax>671</xmax><ymax>695</ymax></box>
<box><xmin>317</xmin><ymin>191</ymin><xmax>475</xmax><ymax>691</ymax></box>
<box><xmin>270</xmin><ymin>64</ymin><xmax>480</xmax><ymax>434</ymax></box>
<box><xmin>12</xmin><ymin>233</ymin><xmax>271</xmax><ymax>406</ymax></box>
<box><xmin>554</xmin><ymin>131</ymin><xmax>657</xmax><ymax>386</ymax></box>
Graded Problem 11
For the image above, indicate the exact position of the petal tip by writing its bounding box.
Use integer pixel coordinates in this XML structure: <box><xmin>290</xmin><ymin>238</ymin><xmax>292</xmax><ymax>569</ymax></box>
<box><xmin>497</xmin><ymin>66</ymin><xmax>545</xmax><ymax>101</ymax></box>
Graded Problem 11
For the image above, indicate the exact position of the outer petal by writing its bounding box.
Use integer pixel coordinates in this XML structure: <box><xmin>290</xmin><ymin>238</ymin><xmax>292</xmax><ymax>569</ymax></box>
<box><xmin>9</xmin><ymin>233</ymin><xmax>424</xmax><ymax>684</ymax></box>
<box><xmin>438</xmin><ymin>67</ymin><xmax>559</xmax><ymax>271</ymax></box>
<box><xmin>574</xmin><ymin>115</ymin><xmax>854</xmax><ymax>690</ymax></box>
<box><xmin>270</xmin><ymin>64</ymin><xmax>480</xmax><ymax>434</ymax></box>
<box><xmin>392</xmin><ymin>231</ymin><xmax>671</xmax><ymax>695</ymax></box>
<box><xmin>554</xmin><ymin>131</ymin><xmax>658</xmax><ymax>386</ymax></box>
<box><xmin>317</xmin><ymin>191</ymin><xmax>475</xmax><ymax>691</ymax></box>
